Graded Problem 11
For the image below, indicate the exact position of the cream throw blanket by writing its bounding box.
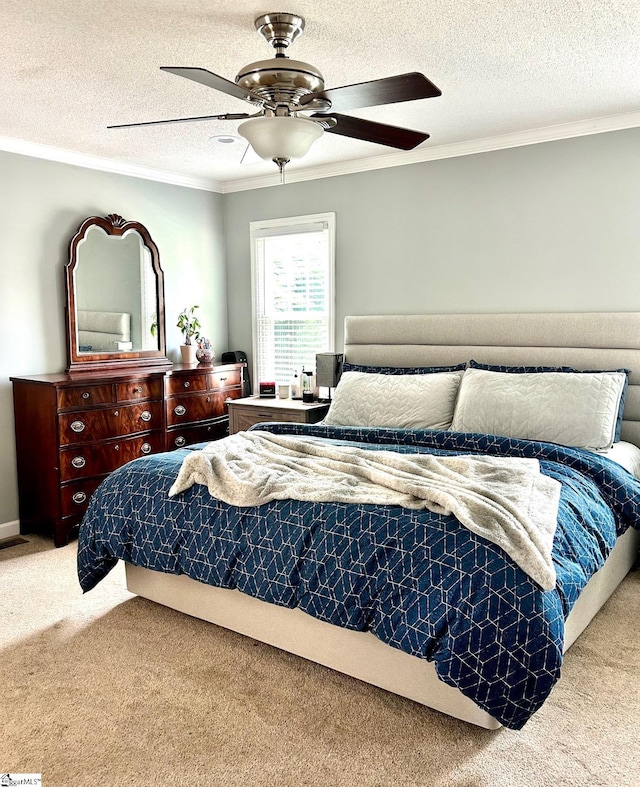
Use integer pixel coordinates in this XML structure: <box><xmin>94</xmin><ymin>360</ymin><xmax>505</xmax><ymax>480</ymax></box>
<box><xmin>169</xmin><ymin>431</ymin><xmax>562</xmax><ymax>590</ymax></box>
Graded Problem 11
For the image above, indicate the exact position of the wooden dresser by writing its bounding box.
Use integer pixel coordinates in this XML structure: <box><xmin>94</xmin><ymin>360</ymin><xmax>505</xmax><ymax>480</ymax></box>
<box><xmin>11</xmin><ymin>362</ymin><xmax>244</xmax><ymax>547</ymax></box>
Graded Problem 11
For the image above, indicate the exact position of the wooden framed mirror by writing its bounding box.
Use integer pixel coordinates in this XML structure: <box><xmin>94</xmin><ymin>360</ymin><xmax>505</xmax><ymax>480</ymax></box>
<box><xmin>65</xmin><ymin>214</ymin><xmax>171</xmax><ymax>372</ymax></box>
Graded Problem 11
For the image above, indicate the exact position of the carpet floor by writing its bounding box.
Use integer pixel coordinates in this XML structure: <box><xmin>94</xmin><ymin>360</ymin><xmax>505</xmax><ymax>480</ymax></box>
<box><xmin>1</xmin><ymin>535</ymin><xmax>639</xmax><ymax>787</ymax></box>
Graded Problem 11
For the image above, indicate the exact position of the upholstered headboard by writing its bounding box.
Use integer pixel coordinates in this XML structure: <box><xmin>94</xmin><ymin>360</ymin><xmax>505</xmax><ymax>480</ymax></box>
<box><xmin>343</xmin><ymin>312</ymin><xmax>640</xmax><ymax>448</ymax></box>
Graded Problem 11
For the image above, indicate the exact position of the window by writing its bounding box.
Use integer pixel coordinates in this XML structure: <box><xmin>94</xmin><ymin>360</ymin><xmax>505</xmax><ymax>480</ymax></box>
<box><xmin>250</xmin><ymin>213</ymin><xmax>335</xmax><ymax>386</ymax></box>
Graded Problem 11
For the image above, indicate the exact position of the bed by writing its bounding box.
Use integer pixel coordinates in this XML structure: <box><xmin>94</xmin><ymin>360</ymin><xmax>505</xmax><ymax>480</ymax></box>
<box><xmin>77</xmin><ymin>312</ymin><xmax>640</xmax><ymax>730</ymax></box>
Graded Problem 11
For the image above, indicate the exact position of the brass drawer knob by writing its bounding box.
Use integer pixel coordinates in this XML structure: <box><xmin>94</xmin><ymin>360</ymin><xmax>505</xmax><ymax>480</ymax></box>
<box><xmin>141</xmin><ymin>442</ymin><xmax>152</xmax><ymax>454</ymax></box>
<box><xmin>82</xmin><ymin>391</ymin><xmax>90</xmax><ymax>399</ymax></box>
<box><xmin>133</xmin><ymin>386</ymin><xmax>143</xmax><ymax>394</ymax></box>
<box><xmin>70</xmin><ymin>420</ymin><xmax>85</xmax><ymax>433</ymax></box>
<box><xmin>183</xmin><ymin>381</ymin><xmax>190</xmax><ymax>388</ymax></box>
<box><xmin>71</xmin><ymin>456</ymin><xmax>86</xmax><ymax>469</ymax></box>
<box><xmin>72</xmin><ymin>492</ymin><xmax>87</xmax><ymax>504</ymax></box>
<box><xmin>175</xmin><ymin>436</ymin><xmax>186</xmax><ymax>447</ymax></box>
<box><xmin>174</xmin><ymin>405</ymin><xmax>186</xmax><ymax>416</ymax></box>
<box><xmin>140</xmin><ymin>410</ymin><xmax>152</xmax><ymax>422</ymax></box>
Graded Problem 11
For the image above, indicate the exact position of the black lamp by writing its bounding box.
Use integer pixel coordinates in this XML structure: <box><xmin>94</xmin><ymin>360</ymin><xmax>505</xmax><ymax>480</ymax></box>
<box><xmin>316</xmin><ymin>353</ymin><xmax>343</xmax><ymax>402</ymax></box>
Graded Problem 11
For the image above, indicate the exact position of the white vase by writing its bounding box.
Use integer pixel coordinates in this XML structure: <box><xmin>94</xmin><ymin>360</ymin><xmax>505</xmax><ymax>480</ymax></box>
<box><xmin>180</xmin><ymin>344</ymin><xmax>197</xmax><ymax>364</ymax></box>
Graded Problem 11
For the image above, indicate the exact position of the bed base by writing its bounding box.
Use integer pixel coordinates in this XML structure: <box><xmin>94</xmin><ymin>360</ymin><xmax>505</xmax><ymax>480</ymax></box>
<box><xmin>125</xmin><ymin>527</ymin><xmax>638</xmax><ymax>730</ymax></box>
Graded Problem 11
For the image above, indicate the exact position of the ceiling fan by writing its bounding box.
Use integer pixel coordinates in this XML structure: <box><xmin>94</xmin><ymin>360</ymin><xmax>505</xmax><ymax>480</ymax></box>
<box><xmin>109</xmin><ymin>12</ymin><xmax>442</xmax><ymax>180</ymax></box>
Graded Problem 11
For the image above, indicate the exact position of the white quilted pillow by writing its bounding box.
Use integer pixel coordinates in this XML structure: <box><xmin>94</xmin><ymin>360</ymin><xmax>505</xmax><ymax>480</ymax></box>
<box><xmin>450</xmin><ymin>368</ymin><xmax>628</xmax><ymax>450</ymax></box>
<box><xmin>322</xmin><ymin>370</ymin><xmax>463</xmax><ymax>429</ymax></box>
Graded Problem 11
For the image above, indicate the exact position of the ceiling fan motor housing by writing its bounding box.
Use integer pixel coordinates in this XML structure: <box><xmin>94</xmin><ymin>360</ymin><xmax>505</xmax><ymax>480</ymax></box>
<box><xmin>236</xmin><ymin>57</ymin><xmax>325</xmax><ymax>108</ymax></box>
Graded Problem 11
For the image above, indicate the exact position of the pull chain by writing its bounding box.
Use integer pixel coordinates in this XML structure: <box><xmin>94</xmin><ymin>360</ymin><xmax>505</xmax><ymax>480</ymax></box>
<box><xmin>273</xmin><ymin>157</ymin><xmax>290</xmax><ymax>184</ymax></box>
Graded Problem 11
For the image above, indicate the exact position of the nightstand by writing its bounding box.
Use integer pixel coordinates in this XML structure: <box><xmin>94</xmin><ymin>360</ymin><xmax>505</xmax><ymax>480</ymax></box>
<box><xmin>228</xmin><ymin>396</ymin><xmax>330</xmax><ymax>434</ymax></box>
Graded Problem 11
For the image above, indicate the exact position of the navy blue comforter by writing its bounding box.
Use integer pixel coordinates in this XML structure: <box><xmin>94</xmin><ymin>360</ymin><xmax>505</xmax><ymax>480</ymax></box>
<box><xmin>77</xmin><ymin>424</ymin><xmax>640</xmax><ymax>729</ymax></box>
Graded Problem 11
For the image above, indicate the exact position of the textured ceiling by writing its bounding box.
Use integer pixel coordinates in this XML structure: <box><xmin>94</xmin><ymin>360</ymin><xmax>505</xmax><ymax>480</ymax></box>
<box><xmin>2</xmin><ymin>1</ymin><xmax>640</xmax><ymax>190</ymax></box>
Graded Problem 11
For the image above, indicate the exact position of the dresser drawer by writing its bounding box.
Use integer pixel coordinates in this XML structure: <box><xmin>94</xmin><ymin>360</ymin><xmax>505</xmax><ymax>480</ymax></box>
<box><xmin>60</xmin><ymin>477</ymin><xmax>106</xmax><ymax>518</ymax></box>
<box><xmin>59</xmin><ymin>400</ymin><xmax>163</xmax><ymax>445</ymax></box>
<box><xmin>57</xmin><ymin>383</ymin><xmax>114</xmax><ymax>410</ymax></box>
<box><xmin>166</xmin><ymin>391</ymin><xmax>231</xmax><ymax>426</ymax></box>
<box><xmin>209</xmin><ymin>369</ymin><xmax>242</xmax><ymax>389</ymax></box>
<box><xmin>167</xmin><ymin>420</ymin><xmax>229</xmax><ymax>450</ymax></box>
<box><xmin>59</xmin><ymin>432</ymin><xmax>164</xmax><ymax>480</ymax></box>
<box><xmin>117</xmin><ymin>378</ymin><xmax>163</xmax><ymax>402</ymax></box>
<box><xmin>166</xmin><ymin>372</ymin><xmax>210</xmax><ymax>395</ymax></box>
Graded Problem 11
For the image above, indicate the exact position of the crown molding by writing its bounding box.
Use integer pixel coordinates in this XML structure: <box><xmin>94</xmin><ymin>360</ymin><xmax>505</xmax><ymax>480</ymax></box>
<box><xmin>2</xmin><ymin>108</ymin><xmax>640</xmax><ymax>196</ymax></box>
<box><xmin>221</xmin><ymin>108</ymin><xmax>640</xmax><ymax>193</ymax></box>
<box><xmin>0</xmin><ymin>135</ymin><xmax>224</xmax><ymax>193</ymax></box>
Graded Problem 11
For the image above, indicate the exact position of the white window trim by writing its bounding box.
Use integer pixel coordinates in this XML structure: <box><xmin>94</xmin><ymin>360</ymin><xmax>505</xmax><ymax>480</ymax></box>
<box><xmin>250</xmin><ymin>212</ymin><xmax>336</xmax><ymax>389</ymax></box>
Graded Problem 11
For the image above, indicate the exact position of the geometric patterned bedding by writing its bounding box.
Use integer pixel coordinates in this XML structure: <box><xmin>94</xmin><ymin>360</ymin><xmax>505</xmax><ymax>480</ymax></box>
<box><xmin>77</xmin><ymin>424</ymin><xmax>640</xmax><ymax>729</ymax></box>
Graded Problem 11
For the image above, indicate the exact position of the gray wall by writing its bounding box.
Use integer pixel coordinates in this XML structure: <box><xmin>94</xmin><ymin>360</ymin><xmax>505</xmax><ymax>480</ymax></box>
<box><xmin>223</xmin><ymin>127</ymin><xmax>640</xmax><ymax>369</ymax></box>
<box><xmin>0</xmin><ymin>150</ymin><xmax>226</xmax><ymax>526</ymax></box>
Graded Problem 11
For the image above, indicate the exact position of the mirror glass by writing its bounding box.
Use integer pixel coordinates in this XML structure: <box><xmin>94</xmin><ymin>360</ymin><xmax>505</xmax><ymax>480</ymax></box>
<box><xmin>75</xmin><ymin>227</ymin><xmax>158</xmax><ymax>353</ymax></box>
<box><xmin>65</xmin><ymin>214</ymin><xmax>170</xmax><ymax>372</ymax></box>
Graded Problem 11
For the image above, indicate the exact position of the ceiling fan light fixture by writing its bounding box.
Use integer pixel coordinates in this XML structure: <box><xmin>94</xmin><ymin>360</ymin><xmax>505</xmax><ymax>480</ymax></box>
<box><xmin>238</xmin><ymin>115</ymin><xmax>323</xmax><ymax>163</ymax></box>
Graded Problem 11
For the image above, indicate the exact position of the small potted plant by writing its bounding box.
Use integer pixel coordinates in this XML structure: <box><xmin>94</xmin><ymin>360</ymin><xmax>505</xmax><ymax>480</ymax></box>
<box><xmin>177</xmin><ymin>305</ymin><xmax>201</xmax><ymax>364</ymax></box>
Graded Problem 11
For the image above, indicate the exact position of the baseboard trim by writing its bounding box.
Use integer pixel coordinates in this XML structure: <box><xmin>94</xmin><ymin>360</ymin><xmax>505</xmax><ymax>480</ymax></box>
<box><xmin>0</xmin><ymin>520</ymin><xmax>20</xmax><ymax>540</ymax></box>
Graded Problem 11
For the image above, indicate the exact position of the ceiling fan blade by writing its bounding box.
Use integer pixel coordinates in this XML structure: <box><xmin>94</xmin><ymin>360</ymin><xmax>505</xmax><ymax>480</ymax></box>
<box><xmin>301</xmin><ymin>72</ymin><xmax>441</xmax><ymax>112</ymax></box>
<box><xmin>160</xmin><ymin>67</ymin><xmax>276</xmax><ymax>110</ymax></box>
<box><xmin>108</xmin><ymin>112</ymin><xmax>254</xmax><ymax>130</ymax></box>
<box><xmin>311</xmin><ymin>113</ymin><xmax>428</xmax><ymax>150</ymax></box>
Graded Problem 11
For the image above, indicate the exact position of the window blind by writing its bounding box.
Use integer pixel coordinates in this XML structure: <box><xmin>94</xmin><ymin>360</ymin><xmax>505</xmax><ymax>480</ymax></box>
<box><xmin>251</xmin><ymin>214</ymin><xmax>335</xmax><ymax>386</ymax></box>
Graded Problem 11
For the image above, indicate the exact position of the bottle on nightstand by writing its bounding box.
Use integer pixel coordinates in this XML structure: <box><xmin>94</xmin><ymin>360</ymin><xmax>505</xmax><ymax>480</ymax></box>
<box><xmin>302</xmin><ymin>368</ymin><xmax>314</xmax><ymax>402</ymax></box>
<box><xmin>290</xmin><ymin>369</ymin><xmax>301</xmax><ymax>400</ymax></box>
